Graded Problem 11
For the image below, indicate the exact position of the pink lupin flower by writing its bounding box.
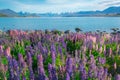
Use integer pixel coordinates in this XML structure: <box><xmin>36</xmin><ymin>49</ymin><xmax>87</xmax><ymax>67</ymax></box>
<box><xmin>99</xmin><ymin>46</ymin><xmax>103</xmax><ymax>53</ymax></box>
<box><xmin>103</xmin><ymin>45</ymin><xmax>106</xmax><ymax>52</ymax></box>
<box><xmin>5</xmin><ymin>47</ymin><xmax>11</xmax><ymax>57</ymax></box>
<box><xmin>100</xmin><ymin>37</ymin><xmax>105</xmax><ymax>45</ymax></box>
<box><xmin>105</xmin><ymin>34</ymin><xmax>111</xmax><ymax>40</ymax></box>
<box><xmin>89</xmin><ymin>35</ymin><xmax>96</xmax><ymax>44</ymax></box>
<box><xmin>0</xmin><ymin>45</ymin><xmax>3</xmax><ymax>54</ymax></box>
<box><xmin>83</xmin><ymin>46</ymin><xmax>86</xmax><ymax>53</ymax></box>
<box><xmin>103</xmin><ymin>45</ymin><xmax>106</xmax><ymax>55</ymax></box>
<box><xmin>114</xmin><ymin>62</ymin><xmax>117</xmax><ymax>70</ymax></box>
<box><xmin>9</xmin><ymin>30</ymin><xmax>13</xmax><ymax>36</ymax></box>
<box><xmin>109</xmin><ymin>48</ymin><xmax>112</xmax><ymax>56</ymax></box>
<box><xmin>89</xmin><ymin>50</ymin><xmax>92</xmax><ymax>55</ymax></box>
<box><xmin>20</xmin><ymin>30</ymin><xmax>27</xmax><ymax>35</ymax></box>
<box><xmin>96</xmin><ymin>44</ymin><xmax>98</xmax><ymax>51</ymax></box>
<box><xmin>0</xmin><ymin>63</ymin><xmax>7</xmax><ymax>80</ymax></box>
<box><xmin>93</xmin><ymin>44</ymin><xmax>95</xmax><ymax>49</ymax></box>
<box><xmin>117</xmin><ymin>45</ymin><xmax>119</xmax><ymax>54</ymax></box>
<box><xmin>9</xmin><ymin>30</ymin><xmax>19</xmax><ymax>37</ymax></box>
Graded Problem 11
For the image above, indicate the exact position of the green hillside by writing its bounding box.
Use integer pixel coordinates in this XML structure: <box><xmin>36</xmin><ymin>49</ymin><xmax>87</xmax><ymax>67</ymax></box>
<box><xmin>0</xmin><ymin>13</ymin><xmax>7</xmax><ymax>17</ymax></box>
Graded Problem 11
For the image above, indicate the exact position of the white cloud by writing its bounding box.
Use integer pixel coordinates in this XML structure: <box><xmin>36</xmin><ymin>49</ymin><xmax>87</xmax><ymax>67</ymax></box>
<box><xmin>46</xmin><ymin>0</ymin><xmax>69</xmax><ymax>4</ymax></box>
<box><xmin>11</xmin><ymin>0</ymin><xmax>120</xmax><ymax>13</ymax></box>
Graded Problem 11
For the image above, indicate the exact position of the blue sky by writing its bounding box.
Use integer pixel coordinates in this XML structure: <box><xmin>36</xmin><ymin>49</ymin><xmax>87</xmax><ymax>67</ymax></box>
<box><xmin>0</xmin><ymin>0</ymin><xmax>120</xmax><ymax>13</ymax></box>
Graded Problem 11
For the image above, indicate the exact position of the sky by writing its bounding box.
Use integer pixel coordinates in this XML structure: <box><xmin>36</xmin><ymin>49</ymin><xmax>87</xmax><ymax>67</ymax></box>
<box><xmin>0</xmin><ymin>0</ymin><xmax>120</xmax><ymax>13</ymax></box>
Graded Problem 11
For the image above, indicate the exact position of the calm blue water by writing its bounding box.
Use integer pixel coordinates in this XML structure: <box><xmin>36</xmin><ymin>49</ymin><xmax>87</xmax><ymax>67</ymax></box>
<box><xmin>0</xmin><ymin>17</ymin><xmax>120</xmax><ymax>32</ymax></box>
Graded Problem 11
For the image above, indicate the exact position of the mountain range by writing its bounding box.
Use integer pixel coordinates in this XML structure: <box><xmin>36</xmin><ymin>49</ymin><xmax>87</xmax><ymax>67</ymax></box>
<box><xmin>0</xmin><ymin>6</ymin><xmax>120</xmax><ymax>17</ymax></box>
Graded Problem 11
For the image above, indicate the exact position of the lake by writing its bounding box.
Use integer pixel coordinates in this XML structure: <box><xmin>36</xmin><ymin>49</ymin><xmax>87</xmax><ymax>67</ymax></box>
<box><xmin>0</xmin><ymin>17</ymin><xmax>120</xmax><ymax>32</ymax></box>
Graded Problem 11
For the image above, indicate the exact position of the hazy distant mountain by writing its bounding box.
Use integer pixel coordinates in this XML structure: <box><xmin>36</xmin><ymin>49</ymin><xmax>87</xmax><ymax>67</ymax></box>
<box><xmin>18</xmin><ymin>12</ymin><xmax>40</xmax><ymax>17</ymax></box>
<box><xmin>103</xmin><ymin>6</ymin><xmax>120</xmax><ymax>14</ymax></box>
<box><xmin>0</xmin><ymin>6</ymin><xmax>120</xmax><ymax>17</ymax></box>
<box><xmin>62</xmin><ymin>6</ymin><xmax>120</xmax><ymax>17</ymax></box>
<box><xmin>0</xmin><ymin>9</ymin><xmax>18</xmax><ymax>17</ymax></box>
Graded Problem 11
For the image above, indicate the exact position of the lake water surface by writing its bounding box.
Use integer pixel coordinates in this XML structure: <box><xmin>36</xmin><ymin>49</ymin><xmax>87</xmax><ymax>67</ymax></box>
<box><xmin>0</xmin><ymin>17</ymin><xmax>120</xmax><ymax>32</ymax></box>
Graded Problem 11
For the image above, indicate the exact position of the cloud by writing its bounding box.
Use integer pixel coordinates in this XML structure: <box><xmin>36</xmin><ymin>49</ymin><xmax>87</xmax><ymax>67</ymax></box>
<box><xmin>0</xmin><ymin>0</ymin><xmax>120</xmax><ymax>13</ymax></box>
<box><xmin>13</xmin><ymin>0</ymin><xmax>100</xmax><ymax>13</ymax></box>
<box><xmin>106</xmin><ymin>2</ymin><xmax>120</xmax><ymax>6</ymax></box>
<box><xmin>98</xmin><ymin>0</ymin><xmax>120</xmax><ymax>6</ymax></box>
<box><xmin>46</xmin><ymin>0</ymin><xmax>69</xmax><ymax>4</ymax></box>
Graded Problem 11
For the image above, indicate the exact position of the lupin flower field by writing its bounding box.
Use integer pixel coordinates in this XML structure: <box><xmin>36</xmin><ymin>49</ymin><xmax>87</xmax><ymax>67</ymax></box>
<box><xmin>0</xmin><ymin>29</ymin><xmax>120</xmax><ymax>80</ymax></box>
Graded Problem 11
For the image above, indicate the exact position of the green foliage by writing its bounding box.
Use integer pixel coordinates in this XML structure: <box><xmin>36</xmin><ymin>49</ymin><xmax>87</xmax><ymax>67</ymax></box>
<box><xmin>43</xmin><ymin>53</ymin><xmax>52</xmax><ymax>77</ymax></box>
<box><xmin>92</xmin><ymin>49</ymin><xmax>104</xmax><ymax>58</ymax></box>
<box><xmin>1</xmin><ymin>56</ymin><xmax>8</xmax><ymax>65</ymax></box>
<box><xmin>0</xmin><ymin>72</ymin><xmax>4</xmax><ymax>80</ymax></box>
<box><xmin>53</xmin><ymin>30</ymin><xmax>62</xmax><ymax>35</ymax></box>
<box><xmin>32</xmin><ymin>55</ymin><xmax>37</xmax><ymax>73</ymax></box>
<box><xmin>106</xmin><ymin>43</ymin><xmax>117</xmax><ymax>51</ymax></box>
<box><xmin>23</xmin><ymin>40</ymin><xmax>31</xmax><ymax>47</ymax></box>
<box><xmin>44</xmin><ymin>54</ymin><xmax>52</xmax><ymax>69</ymax></box>
<box><xmin>66</xmin><ymin>40</ymin><xmax>83</xmax><ymax>52</ymax></box>
<box><xmin>114</xmin><ymin>55</ymin><xmax>120</xmax><ymax>66</ymax></box>
<box><xmin>24</xmin><ymin>69</ymin><xmax>30</xmax><ymax>80</ymax></box>
<box><xmin>91</xmin><ymin>50</ymin><xmax>100</xmax><ymax>58</ymax></box>
<box><xmin>106</xmin><ymin>57</ymin><xmax>114</xmax><ymax>67</ymax></box>
<box><xmin>11</xmin><ymin>42</ymin><xmax>25</xmax><ymax>59</ymax></box>
<box><xmin>106</xmin><ymin>57</ymin><xmax>115</xmax><ymax>65</ymax></box>
<box><xmin>86</xmin><ymin>49</ymin><xmax>104</xmax><ymax>60</ymax></box>
<box><xmin>0</xmin><ymin>68</ymin><xmax>8</xmax><ymax>80</ymax></box>
<box><xmin>56</xmin><ymin>54</ymin><xmax>64</xmax><ymax>69</ymax></box>
<box><xmin>6</xmin><ymin>71</ymin><xmax>9</xmax><ymax>80</ymax></box>
<box><xmin>74</xmin><ymin>72</ymin><xmax>80</xmax><ymax>80</ymax></box>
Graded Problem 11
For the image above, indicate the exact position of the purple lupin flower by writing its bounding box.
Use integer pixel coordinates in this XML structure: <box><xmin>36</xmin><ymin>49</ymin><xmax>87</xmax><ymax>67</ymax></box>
<box><xmin>51</xmin><ymin>51</ymin><xmax>56</xmax><ymax>67</ymax></box>
<box><xmin>79</xmin><ymin>60</ymin><xmax>85</xmax><ymax>72</ymax></box>
<box><xmin>48</xmin><ymin>64</ymin><xmax>58</xmax><ymax>80</ymax></box>
<box><xmin>115</xmin><ymin>74</ymin><xmax>120</xmax><ymax>80</ymax></box>
<box><xmin>98</xmin><ymin>57</ymin><xmax>106</xmax><ymax>64</ymax></box>
<box><xmin>22</xmin><ymin>75</ymin><xmax>26</xmax><ymax>80</ymax></box>
<box><xmin>13</xmin><ymin>59</ymin><xmax>20</xmax><ymax>80</ymax></box>
<box><xmin>97</xmin><ymin>66</ymin><xmax>104</xmax><ymax>80</ymax></box>
<box><xmin>7</xmin><ymin>57</ymin><xmax>14</xmax><ymax>80</ymax></box>
<box><xmin>27</xmin><ymin>52</ymin><xmax>34</xmax><ymax>80</ymax></box>
<box><xmin>66</xmin><ymin>72</ymin><xmax>70</xmax><ymax>80</ymax></box>
<box><xmin>66</xmin><ymin>57</ymin><xmax>73</xmax><ymax>77</ymax></box>
<box><xmin>58</xmin><ymin>45</ymin><xmax>63</xmax><ymax>57</ymax></box>
<box><xmin>26</xmin><ymin>46</ymin><xmax>35</xmax><ymax>56</ymax></box>
<box><xmin>18</xmin><ymin>54</ymin><xmax>24</xmax><ymax>70</ymax></box>
<box><xmin>89</xmin><ymin>55</ymin><xmax>95</xmax><ymax>64</ymax></box>
<box><xmin>88</xmin><ymin>67</ymin><xmax>93</xmax><ymax>78</ymax></box>
<box><xmin>103</xmin><ymin>68</ymin><xmax>108</xmax><ymax>79</ymax></box>
<box><xmin>18</xmin><ymin>53</ymin><xmax>26</xmax><ymax>80</ymax></box>
<box><xmin>62</xmin><ymin>42</ymin><xmax>66</xmax><ymax>49</ymax></box>
<box><xmin>48</xmin><ymin>64</ymin><xmax>52</xmax><ymax>79</ymax></box>
<box><xmin>81</xmin><ymin>68</ymin><xmax>87</xmax><ymax>80</ymax></box>
<box><xmin>43</xmin><ymin>46</ymin><xmax>48</xmax><ymax>56</ymax></box>
<box><xmin>50</xmin><ymin>43</ymin><xmax>56</xmax><ymax>53</ymax></box>
<box><xmin>37</xmin><ymin>54</ymin><xmax>48</xmax><ymax>80</ymax></box>
<box><xmin>38</xmin><ymin>42</ymin><xmax>44</xmax><ymax>54</ymax></box>
<box><xmin>88</xmin><ymin>55</ymin><xmax>97</xmax><ymax>78</ymax></box>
